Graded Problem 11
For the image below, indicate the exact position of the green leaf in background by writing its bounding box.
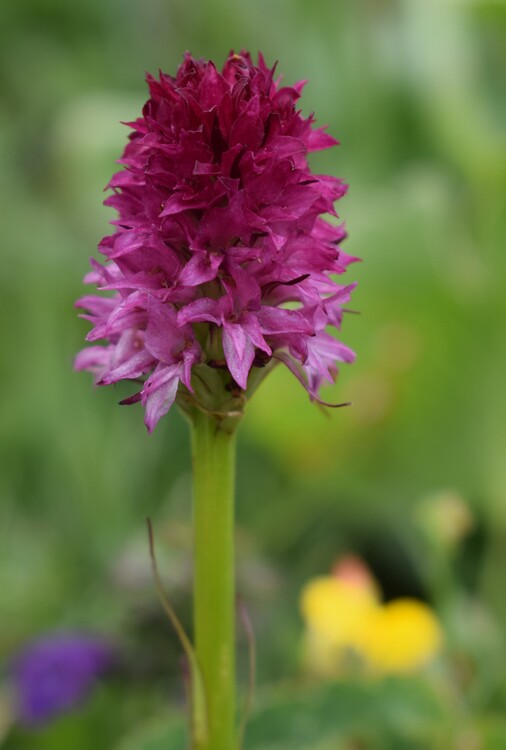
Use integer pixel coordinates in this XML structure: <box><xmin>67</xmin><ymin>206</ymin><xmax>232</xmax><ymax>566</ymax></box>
<box><xmin>116</xmin><ymin>717</ymin><xmax>186</xmax><ymax>750</ymax></box>
<box><xmin>116</xmin><ymin>677</ymin><xmax>447</xmax><ymax>750</ymax></box>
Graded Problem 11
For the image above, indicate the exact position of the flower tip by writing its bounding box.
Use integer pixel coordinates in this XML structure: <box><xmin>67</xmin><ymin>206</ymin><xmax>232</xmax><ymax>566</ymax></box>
<box><xmin>119</xmin><ymin>392</ymin><xmax>142</xmax><ymax>406</ymax></box>
<box><xmin>319</xmin><ymin>399</ymin><xmax>352</xmax><ymax>409</ymax></box>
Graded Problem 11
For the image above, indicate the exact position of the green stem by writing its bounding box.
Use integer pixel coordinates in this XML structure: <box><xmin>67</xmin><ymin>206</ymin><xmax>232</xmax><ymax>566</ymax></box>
<box><xmin>191</xmin><ymin>409</ymin><xmax>237</xmax><ymax>750</ymax></box>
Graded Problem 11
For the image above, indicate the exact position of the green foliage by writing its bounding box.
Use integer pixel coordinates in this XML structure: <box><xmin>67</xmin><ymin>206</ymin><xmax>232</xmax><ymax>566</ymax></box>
<box><xmin>113</xmin><ymin>677</ymin><xmax>483</xmax><ymax>750</ymax></box>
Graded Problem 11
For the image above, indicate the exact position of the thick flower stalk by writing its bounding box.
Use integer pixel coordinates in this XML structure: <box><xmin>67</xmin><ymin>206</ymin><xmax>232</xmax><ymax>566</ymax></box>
<box><xmin>75</xmin><ymin>50</ymin><xmax>358</xmax><ymax>432</ymax></box>
<box><xmin>75</xmin><ymin>51</ymin><xmax>358</xmax><ymax>750</ymax></box>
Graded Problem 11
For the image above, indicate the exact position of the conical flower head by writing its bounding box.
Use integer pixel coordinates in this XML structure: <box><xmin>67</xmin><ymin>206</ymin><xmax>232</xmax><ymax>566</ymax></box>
<box><xmin>75</xmin><ymin>51</ymin><xmax>359</xmax><ymax>431</ymax></box>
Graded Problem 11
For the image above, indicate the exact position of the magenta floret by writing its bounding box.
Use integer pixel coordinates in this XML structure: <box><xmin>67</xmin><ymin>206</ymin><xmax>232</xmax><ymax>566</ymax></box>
<box><xmin>75</xmin><ymin>51</ymin><xmax>359</xmax><ymax>431</ymax></box>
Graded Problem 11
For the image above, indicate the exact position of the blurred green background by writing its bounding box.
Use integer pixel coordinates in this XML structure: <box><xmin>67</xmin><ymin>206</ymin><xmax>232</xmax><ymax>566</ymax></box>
<box><xmin>1</xmin><ymin>0</ymin><xmax>506</xmax><ymax>747</ymax></box>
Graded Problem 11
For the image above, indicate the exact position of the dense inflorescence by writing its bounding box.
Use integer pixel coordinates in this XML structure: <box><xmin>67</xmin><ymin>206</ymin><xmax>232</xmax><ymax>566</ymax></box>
<box><xmin>75</xmin><ymin>51</ymin><xmax>358</xmax><ymax>431</ymax></box>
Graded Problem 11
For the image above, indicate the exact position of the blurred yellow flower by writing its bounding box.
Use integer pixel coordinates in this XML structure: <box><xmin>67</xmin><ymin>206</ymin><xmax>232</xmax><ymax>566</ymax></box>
<box><xmin>300</xmin><ymin>557</ymin><xmax>443</xmax><ymax>678</ymax></box>
<box><xmin>359</xmin><ymin>598</ymin><xmax>443</xmax><ymax>674</ymax></box>
<box><xmin>299</xmin><ymin>571</ymin><xmax>378</xmax><ymax>677</ymax></box>
<box><xmin>300</xmin><ymin>575</ymin><xmax>379</xmax><ymax>647</ymax></box>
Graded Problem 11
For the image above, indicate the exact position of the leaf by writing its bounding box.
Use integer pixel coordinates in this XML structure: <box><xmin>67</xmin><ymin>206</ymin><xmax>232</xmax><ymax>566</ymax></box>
<box><xmin>237</xmin><ymin>595</ymin><xmax>257</xmax><ymax>749</ymax></box>
<box><xmin>242</xmin><ymin>677</ymin><xmax>445</xmax><ymax>749</ymax></box>
<box><xmin>147</xmin><ymin>519</ymin><xmax>208</xmax><ymax>748</ymax></box>
<box><xmin>115</xmin><ymin>717</ymin><xmax>186</xmax><ymax>750</ymax></box>
<box><xmin>116</xmin><ymin>676</ymin><xmax>450</xmax><ymax>750</ymax></box>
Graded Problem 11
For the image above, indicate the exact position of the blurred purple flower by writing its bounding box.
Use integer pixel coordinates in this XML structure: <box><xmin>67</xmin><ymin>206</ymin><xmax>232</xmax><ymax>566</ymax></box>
<box><xmin>76</xmin><ymin>51</ymin><xmax>358</xmax><ymax>431</ymax></box>
<box><xmin>12</xmin><ymin>633</ymin><xmax>114</xmax><ymax>727</ymax></box>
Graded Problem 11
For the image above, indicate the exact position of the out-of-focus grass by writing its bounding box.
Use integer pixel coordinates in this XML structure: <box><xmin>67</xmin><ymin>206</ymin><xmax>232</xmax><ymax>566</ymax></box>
<box><xmin>1</xmin><ymin>0</ymin><xmax>505</xmax><ymax>747</ymax></box>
